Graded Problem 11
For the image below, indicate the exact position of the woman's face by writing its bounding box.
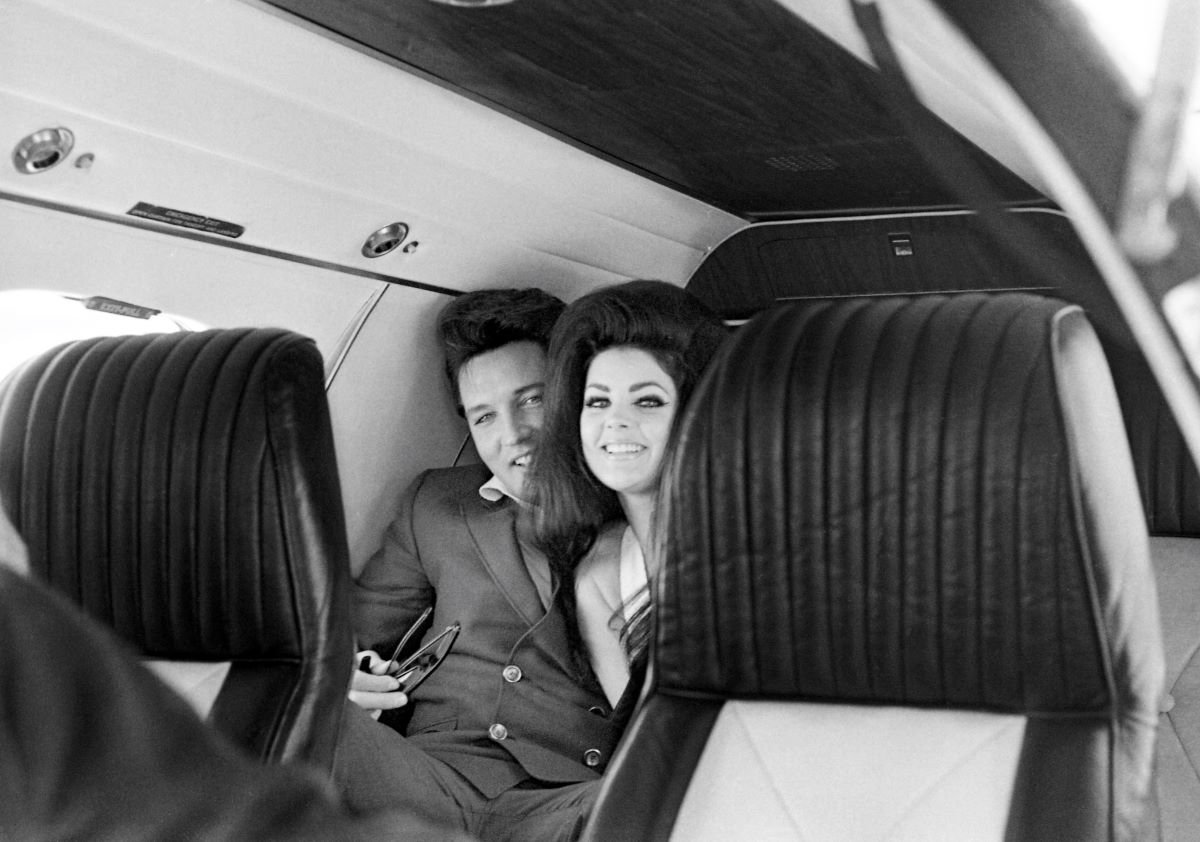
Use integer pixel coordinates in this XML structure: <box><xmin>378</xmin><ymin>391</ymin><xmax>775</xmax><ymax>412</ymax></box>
<box><xmin>580</xmin><ymin>346</ymin><xmax>679</xmax><ymax>500</ymax></box>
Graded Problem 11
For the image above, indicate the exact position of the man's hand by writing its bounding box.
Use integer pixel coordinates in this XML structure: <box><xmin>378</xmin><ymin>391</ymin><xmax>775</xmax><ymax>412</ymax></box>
<box><xmin>348</xmin><ymin>650</ymin><xmax>409</xmax><ymax>720</ymax></box>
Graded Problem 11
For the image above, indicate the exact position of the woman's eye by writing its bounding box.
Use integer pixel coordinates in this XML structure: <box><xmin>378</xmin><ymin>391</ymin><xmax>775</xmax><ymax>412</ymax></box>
<box><xmin>583</xmin><ymin>396</ymin><xmax>609</xmax><ymax>409</ymax></box>
<box><xmin>636</xmin><ymin>396</ymin><xmax>667</xmax><ymax>408</ymax></box>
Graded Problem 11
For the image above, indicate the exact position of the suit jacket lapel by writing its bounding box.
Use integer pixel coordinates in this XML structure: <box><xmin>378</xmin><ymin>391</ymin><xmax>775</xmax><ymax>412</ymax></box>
<box><xmin>529</xmin><ymin>577</ymin><xmax>578</xmax><ymax>679</ymax></box>
<box><xmin>462</xmin><ymin>497</ymin><xmax>545</xmax><ymax>627</ymax></box>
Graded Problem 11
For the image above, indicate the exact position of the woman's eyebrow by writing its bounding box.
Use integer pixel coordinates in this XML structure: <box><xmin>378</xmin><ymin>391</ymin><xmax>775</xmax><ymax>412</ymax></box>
<box><xmin>584</xmin><ymin>383</ymin><xmax>612</xmax><ymax>392</ymax></box>
<box><xmin>629</xmin><ymin>380</ymin><xmax>668</xmax><ymax>392</ymax></box>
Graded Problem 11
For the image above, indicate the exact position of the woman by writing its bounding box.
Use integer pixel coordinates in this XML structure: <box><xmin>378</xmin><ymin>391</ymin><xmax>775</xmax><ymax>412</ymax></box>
<box><xmin>532</xmin><ymin>280</ymin><xmax>726</xmax><ymax>707</ymax></box>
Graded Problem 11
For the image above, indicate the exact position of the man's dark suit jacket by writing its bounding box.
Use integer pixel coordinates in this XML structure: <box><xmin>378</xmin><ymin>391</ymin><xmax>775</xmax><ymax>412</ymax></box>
<box><xmin>354</xmin><ymin>463</ymin><xmax>624</xmax><ymax>799</ymax></box>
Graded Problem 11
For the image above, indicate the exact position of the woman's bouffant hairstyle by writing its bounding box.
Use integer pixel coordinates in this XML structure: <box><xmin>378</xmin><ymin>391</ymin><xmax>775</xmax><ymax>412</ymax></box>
<box><xmin>530</xmin><ymin>280</ymin><xmax>727</xmax><ymax>674</ymax></box>
<box><xmin>437</xmin><ymin>287</ymin><xmax>565</xmax><ymax>410</ymax></box>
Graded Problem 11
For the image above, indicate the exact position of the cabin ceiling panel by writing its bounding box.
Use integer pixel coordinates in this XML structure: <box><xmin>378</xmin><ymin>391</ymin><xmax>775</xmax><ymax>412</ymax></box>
<box><xmin>1</xmin><ymin>0</ymin><xmax>739</xmax><ymax>297</ymax></box>
<box><xmin>265</xmin><ymin>0</ymin><xmax>1045</xmax><ymax>218</ymax></box>
<box><xmin>773</xmin><ymin>0</ymin><xmax>1047</xmax><ymax>200</ymax></box>
<box><xmin>688</xmin><ymin>209</ymin><xmax>1130</xmax><ymax>347</ymax></box>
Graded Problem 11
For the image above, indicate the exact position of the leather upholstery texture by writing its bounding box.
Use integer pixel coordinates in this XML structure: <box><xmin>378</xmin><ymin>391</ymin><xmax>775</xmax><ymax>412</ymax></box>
<box><xmin>0</xmin><ymin>328</ymin><xmax>353</xmax><ymax>769</ymax></box>
<box><xmin>0</xmin><ymin>565</ymin><xmax>473</xmax><ymax>842</ymax></box>
<box><xmin>1106</xmin><ymin>347</ymin><xmax>1200</xmax><ymax>537</ymax></box>
<box><xmin>584</xmin><ymin>293</ymin><xmax>1163</xmax><ymax>841</ymax></box>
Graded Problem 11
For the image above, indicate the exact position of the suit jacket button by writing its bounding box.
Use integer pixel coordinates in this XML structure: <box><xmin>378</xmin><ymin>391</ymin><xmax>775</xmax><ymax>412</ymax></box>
<box><xmin>488</xmin><ymin>723</ymin><xmax>509</xmax><ymax>741</ymax></box>
<box><xmin>583</xmin><ymin>748</ymin><xmax>602</xmax><ymax>767</ymax></box>
<box><xmin>502</xmin><ymin>665</ymin><xmax>523</xmax><ymax>683</ymax></box>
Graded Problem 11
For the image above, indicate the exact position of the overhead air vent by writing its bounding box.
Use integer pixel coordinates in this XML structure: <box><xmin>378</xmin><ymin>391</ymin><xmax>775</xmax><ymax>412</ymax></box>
<box><xmin>12</xmin><ymin>127</ymin><xmax>74</xmax><ymax>174</ymax></box>
<box><xmin>361</xmin><ymin>222</ymin><xmax>409</xmax><ymax>258</ymax></box>
<box><xmin>764</xmin><ymin>152</ymin><xmax>839</xmax><ymax>173</ymax></box>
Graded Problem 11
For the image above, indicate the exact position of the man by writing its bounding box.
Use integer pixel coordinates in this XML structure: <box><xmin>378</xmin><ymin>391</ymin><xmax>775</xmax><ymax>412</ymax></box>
<box><xmin>336</xmin><ymin>288</ymin><xmax>624</xmax><ymax>842</ymax></box>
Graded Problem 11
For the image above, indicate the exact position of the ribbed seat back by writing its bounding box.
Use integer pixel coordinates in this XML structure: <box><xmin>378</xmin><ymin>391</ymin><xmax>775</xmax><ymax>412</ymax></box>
<box><xmin>585</xmin><ymin>293</ymin><xmax>1163</xmax><ymax>841</ymax></box>
<box><xmin>0</xmin><ymin>328</ymin><xmax>353</xmax><ymax>768</ymax></box>
<box><xmin>1107</xmin><ymin>348</ymin><xmax>1200</xmax><ymax>537</ymax></box>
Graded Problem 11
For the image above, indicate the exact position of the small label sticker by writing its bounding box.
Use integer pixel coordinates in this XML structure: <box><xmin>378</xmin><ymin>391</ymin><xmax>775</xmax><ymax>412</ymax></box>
<box><xmin>82</xmin><ymin>296</ymin><xmax>161</xmax><ymax>319</ymax></box>
<box><xmin>127</xmin><ymin>202</ymin><xmax>244</xmax><ymax>238</ymax></box>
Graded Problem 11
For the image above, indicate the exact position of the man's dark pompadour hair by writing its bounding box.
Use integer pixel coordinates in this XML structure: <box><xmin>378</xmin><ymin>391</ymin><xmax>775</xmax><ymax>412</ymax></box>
<box><xmin>437</xmin><ymin>287</ymin><xmax>565</xmax><ymax>401</ymax></box>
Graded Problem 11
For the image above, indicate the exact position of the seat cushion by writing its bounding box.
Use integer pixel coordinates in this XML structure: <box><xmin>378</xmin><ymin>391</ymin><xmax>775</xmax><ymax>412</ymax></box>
<box><xmin>142</xmin><ymin>660</ymin><xmax>231</xmax><ymax>718</ymax></box>
<box><xmin>1149</xmin><ymin>536</ymin><xmax>1200</xmax><ymax>840</ymax></box>
<box><xmin>0</xmin><ymin>328</ymin><xmax>354</xmax><ymax>767</ymax></box>
<box><xmin>671</xmin><ymin>702</ymin><xmax>1026</xmax><ymax>842</ymax></box>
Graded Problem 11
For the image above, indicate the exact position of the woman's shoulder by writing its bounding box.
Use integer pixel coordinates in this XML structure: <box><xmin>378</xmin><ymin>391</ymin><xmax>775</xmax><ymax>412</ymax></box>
<box><xmin>580</xmin><ymin>521</ymin><xmax>626</xmax><ymax>567</ymax></box>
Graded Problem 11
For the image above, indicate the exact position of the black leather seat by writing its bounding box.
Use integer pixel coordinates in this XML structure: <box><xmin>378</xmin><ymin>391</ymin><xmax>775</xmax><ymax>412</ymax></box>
<box><xmin>0</xmin><ymin>328</ymin><xmax>353</xmax><ymax>770</ymax></box>
<box><xmin>584</xmin><ymin>293</ymin><xmax>1163</xmax><ymax>841</ymax></box>
<box><xmin>0</xmin><ymin>498</ymin><xmax>475</xmax><ymax>841</ymax></box>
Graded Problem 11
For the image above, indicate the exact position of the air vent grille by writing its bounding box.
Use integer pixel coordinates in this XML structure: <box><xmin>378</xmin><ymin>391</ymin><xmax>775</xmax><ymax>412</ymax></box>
<box><xmin>764</xmin><ymin>152</ymin><xmax>839</xmax><ymax>172</ymax></box>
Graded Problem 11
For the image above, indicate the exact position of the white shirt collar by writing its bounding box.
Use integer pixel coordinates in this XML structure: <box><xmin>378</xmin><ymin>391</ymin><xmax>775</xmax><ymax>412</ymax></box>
<box><xmin>479</xmin><ymin>474</ymin><xmax>528</xmax><ymax>506</ymax></box>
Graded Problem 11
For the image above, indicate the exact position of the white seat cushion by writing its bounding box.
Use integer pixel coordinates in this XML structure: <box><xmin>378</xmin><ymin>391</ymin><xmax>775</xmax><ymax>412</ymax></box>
<box><xmin>142</xmin><ymin>660</ymin><xmax>231</xmax><ymax>719</ymax></box>
<box><xmin>671</xmin><ymin>701</ymin><xmax>1025</xmax><ymax>842</ymax></box>
<box><xmin>1149</xmin><ymin>536</ymin><xmax>1200</xmax><ymax>840</ymax></box>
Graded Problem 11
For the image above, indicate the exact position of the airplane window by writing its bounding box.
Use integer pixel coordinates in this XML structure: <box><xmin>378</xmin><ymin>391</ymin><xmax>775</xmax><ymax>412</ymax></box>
<box><xmin>1073</xmin><ymin>0</ymin><xmax>1168</xmax><ymax>93</ymax></box>
<box><xmin>1073</xmin><ymin>0</ymin><xmax>1200</xmax><ymax>168</ymax></box>
<box><xmin>0</xmin><ymin>289</ymin><xmax>206</xmax><ymax>380</ymax></box>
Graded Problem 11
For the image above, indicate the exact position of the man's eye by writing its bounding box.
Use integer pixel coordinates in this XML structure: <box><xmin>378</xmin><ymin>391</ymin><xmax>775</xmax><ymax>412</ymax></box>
<box><xmin>522</xmin><ymin>393</ymin><xmax>543</xmax><ymax>408</ymax></box>
<box><xmin>471</xmin><ymin>412</ymin><xmax>494</xmax><ymax>426</ymax></box>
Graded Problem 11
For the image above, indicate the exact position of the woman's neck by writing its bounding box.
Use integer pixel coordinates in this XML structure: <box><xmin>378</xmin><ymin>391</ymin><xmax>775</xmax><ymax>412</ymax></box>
<box><xmin>618</xmin><ymin>491</ymin><xmax>655</xmax><ymax>553</ymax></box>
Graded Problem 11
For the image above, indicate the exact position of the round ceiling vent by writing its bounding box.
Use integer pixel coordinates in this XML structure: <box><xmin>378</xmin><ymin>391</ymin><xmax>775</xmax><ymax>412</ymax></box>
<box><xmin>361</xmin><ymin>222</ymin><xmax>410</xmax><ymax>258</ymax></box>
<box><xmin>12</xmin><ymin>127</ymin><xmax>75</xmax><ymax>174</ymax></box>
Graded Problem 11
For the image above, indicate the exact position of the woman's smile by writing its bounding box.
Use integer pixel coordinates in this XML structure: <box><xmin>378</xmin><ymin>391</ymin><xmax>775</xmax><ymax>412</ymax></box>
<box><xmin>580</xmin><ymin>346</ymin><xmax>678</xmax><ymax>500</ymax></box>
<box><xmin>600</xmin><ymin>441</ymin><xmax>647</xmax><ymax>456</ymax></box>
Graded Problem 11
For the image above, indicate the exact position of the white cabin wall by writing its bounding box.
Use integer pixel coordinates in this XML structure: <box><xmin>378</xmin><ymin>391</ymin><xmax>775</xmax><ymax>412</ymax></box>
<box><xmin>325</xmin><ymin>285</ymin><xmax>466</xmax><ymax>572</ymax></box>
<box><xmin>0</xmin><ymin>202</ymin><xmax>384</xmax><ymax>355</ymax></box>
<box><xmin>1</xmin><ymin>0</ymin><xmax>742</xmax><ymax>571</ymax></box>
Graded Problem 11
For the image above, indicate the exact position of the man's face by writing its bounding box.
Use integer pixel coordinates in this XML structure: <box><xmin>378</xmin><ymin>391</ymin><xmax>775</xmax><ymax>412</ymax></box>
<box><xmin>457</xmin><ymin>340</ymin><xmax>548</xmax><ymax>500</ymax></box>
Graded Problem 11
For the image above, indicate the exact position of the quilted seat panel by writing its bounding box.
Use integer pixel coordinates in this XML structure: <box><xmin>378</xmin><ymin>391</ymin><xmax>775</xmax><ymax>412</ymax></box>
<box><xmin>0</xmin><ymin>328</ymin><xmax>353</xmax><ymax>767</ymax></box>
<box><xmin>586</xmin><ymin>293</ymin><xmax>1163</xmax><ymax>842</ymax></box>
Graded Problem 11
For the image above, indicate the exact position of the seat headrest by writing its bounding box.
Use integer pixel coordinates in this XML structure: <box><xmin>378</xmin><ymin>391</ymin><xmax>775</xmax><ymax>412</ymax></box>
<box><xmin>655</xmin><ymin>293</ymin><xmax>1161</xmax><ymax>714</ymax></box>
<box><xmin>0</xmin><ymin>328</ymin><xmax>349</xmax><ymax>662</ymax></box>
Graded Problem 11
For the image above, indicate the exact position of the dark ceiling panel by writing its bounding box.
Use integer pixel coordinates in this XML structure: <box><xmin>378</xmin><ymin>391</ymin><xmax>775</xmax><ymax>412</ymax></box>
<box><xmin>267</xmin><ymin>0</ymin><xmax>1045</xmax><ymax>218</ymax></box>
<box><xmin>686</xmin><ymin>210</ymin><xmax>1130</xmax><ymax>347</ymax></box>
